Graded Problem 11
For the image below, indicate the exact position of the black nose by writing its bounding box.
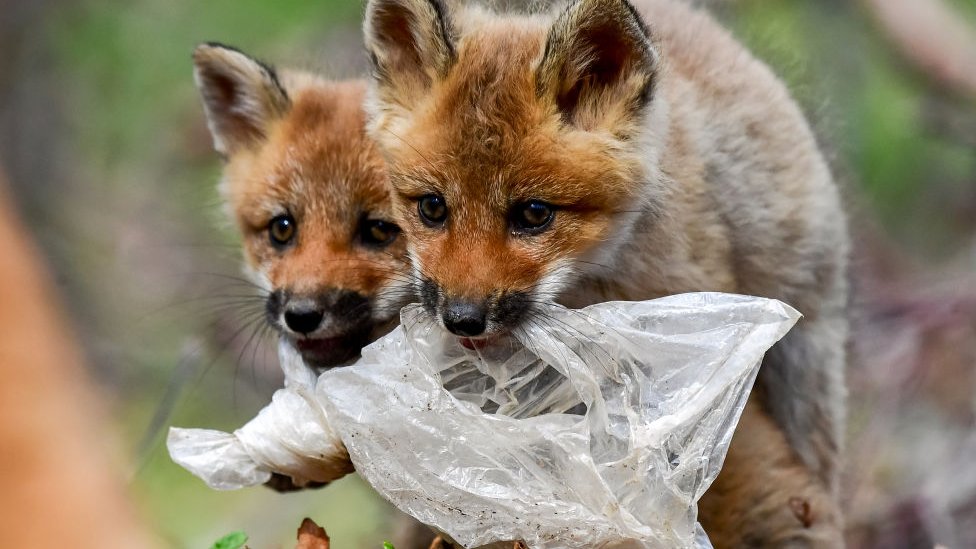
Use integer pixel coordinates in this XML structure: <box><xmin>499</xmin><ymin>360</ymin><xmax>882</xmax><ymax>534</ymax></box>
<box><xmin>442</xmin><ymin>300</ymin><xmax>487</xmax><ymax>337</ymax></box>
<box><xmin>284</xmin><ymin>304</ymin><xmax>324</xmax><ymax>335</ymax></box>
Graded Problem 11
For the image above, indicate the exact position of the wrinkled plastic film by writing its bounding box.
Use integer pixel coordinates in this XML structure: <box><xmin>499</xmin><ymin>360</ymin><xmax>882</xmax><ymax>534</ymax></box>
<box><xmin>168</xmin><ymin>293</ymin><xmax>799</xmax><ymax>548</ymax></box>
<box><xmin>168</xmin><ymin>341</ymin><xmax>352</xmax><ymax>490</ymax></box>
<box><xmin>324</xmin><ymin>294</ymin><xmax>798</xmax><ymax>548</ymax></box>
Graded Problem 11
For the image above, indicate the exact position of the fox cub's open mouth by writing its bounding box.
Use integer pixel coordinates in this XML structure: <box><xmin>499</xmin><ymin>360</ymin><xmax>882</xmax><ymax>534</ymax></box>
<box><xmin>292</xmin><ymin>332</ymin><xmax>371</xmax><ymax>370</ymax></box>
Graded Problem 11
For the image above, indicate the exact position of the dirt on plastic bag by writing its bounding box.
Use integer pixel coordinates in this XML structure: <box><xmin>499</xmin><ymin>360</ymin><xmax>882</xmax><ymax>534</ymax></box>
<box><xmin>169</xmin><ymin>293</ymin><xmax>799</xmax><ymax>548</ymax></box>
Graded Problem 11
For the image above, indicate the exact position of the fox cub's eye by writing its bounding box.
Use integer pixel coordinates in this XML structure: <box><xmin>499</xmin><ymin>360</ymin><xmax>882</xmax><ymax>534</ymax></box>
<box><xmin>360</xmin><ymin>218</ymin><xmax>400</xmax><ymax>247</ymax></box>
<box><xmin>418</xmin><ymin>195</ymin><xmax>448</xmax><ymax>226</ymax></box>
<box><xmin>268</xmin><ymin>214</ymin><xmax>296</xmax><ymax>247</ymax></box>
<box><xmin>512</xmin><ymin>200</ymin><xmax>555</xmax><ymax>233</ymax></box>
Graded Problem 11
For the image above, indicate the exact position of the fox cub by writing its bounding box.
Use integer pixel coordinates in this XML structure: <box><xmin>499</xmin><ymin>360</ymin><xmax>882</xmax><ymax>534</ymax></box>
<box><xmin>193</xmin><ymin>44</ymin><xmax>410</xmax><ymax>372</ymax></box>
<box><xmin>363</xmin><ymin>0</ymin><xmax>849</xmax><ymax>546</ymax></box>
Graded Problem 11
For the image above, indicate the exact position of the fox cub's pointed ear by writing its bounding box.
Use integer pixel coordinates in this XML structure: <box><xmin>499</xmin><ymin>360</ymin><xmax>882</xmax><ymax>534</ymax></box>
<box><xmin>364</xmin><ymin>0</ymin><xmax>455</xmax><ymax>104</ymax></box>
<box><xmin>537</xmin><ymin>0</ymin><xmax>658</xmax><ymax>133</ymax></box>
<box><xmin>192</xmin><ymin>43</ymin><xmax>290</xmax><ymax>156</ymax></box>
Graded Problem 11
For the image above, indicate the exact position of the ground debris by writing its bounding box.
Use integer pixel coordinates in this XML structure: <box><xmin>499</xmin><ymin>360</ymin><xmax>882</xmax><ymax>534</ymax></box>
<box><xmin>428</xmin><ymin>536</ymin><xmax>527</xmax><ymax>548</ymax></box>
<box><xmin>295</xmin><ymin>518</ymin><xmax>330</xmax><ymax>549</ymax></box>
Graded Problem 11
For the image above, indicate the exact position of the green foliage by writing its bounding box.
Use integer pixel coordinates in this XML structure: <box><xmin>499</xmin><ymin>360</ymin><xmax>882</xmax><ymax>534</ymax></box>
<box><xmin>47</xmin><ymin>0</ymin><xmax>360</xmax><ymax>174</ymax></box>
<box><xmin>212</xmin><ymin>531</ymin><xmax>248</xmax><ymax>549</ymax></box>
<box><xmin>730</xmin><ymin>0</ymin><xmax>976</xmax><ymax>257</ymax></box>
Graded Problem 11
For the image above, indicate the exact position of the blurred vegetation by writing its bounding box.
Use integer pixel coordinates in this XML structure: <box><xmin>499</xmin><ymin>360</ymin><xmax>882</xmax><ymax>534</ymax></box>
<box><xmin>0</xmin><ymin>0</ymin><xmax>972</xmax><ymax>546</ymax></box>
<box><xmin>726</xmin><ymin>0</ymin><xmax>976</xmax><ymax>255</ymax></box>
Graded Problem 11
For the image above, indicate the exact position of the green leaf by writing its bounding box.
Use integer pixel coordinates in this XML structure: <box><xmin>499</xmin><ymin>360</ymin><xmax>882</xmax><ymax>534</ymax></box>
<box><xmin>383</xmin><ymin>542</ymin><xmax>395</xmax><ymax>549</ymax></box>
<box><xmin>211</xmin><ymin>531</ymin><xmax>248</xmax><ymax>549</ymax></box>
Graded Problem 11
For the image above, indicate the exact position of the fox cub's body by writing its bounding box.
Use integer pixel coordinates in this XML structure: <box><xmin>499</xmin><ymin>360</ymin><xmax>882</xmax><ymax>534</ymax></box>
<box><xmin>193</xmin><ymin>45</ymin><xmax>410</xmax><ymax>372</ymax></box>
<box><xmin>364</xmin><ymin>0</ymin><xmax>848</xmax><ymax>545</ymax></box>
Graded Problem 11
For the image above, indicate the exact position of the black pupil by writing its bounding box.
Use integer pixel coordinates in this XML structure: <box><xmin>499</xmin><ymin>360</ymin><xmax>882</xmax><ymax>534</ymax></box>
<box><xmin>419</xmin><ymin>196</ymin><xmax>447</xmax><ymax>223</ymax></box>
<box><xmin>522</xmin><ymin>202</ymin><xmax>551</xmax><ymax>227</ymax></box>
<box><xmin>270</xmin><ymin>216</ymin><xmax>294</xmax><ymax>244</ymax></box>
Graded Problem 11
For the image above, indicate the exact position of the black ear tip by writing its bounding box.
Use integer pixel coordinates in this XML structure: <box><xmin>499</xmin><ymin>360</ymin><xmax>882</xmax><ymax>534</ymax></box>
<box><xmin>202</xmin><ymin>41</ymin><xmax>243</xmax><ymax>52</ymax></box>
<box><xmin>618</xmin><ymin>0</ymin><xmax>652</xmax><ymax>38</ymax></box>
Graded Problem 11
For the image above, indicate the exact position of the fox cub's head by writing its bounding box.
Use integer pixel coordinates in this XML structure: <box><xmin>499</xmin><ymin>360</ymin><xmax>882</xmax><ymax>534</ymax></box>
<box><xmin>194</xmin><ymin>44</ymin><xmax>409</xmax><ymax>368</ymax></box>
<box><xmin>363</xmin><ymin>0</ymin><xmax>660</xmax><ymax>339</ymax></box>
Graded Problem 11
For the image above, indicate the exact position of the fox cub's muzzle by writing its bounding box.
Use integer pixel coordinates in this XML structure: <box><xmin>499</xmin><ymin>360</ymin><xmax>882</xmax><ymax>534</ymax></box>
<box><xmin>421</xmin><ymin>279</ymin><xmax>531</xmax><ymax>337</ymax></box>
<box><xmin>267</xmin><ymin>288</ymin><xmax>371</xmax><ymax>335</ymax></box>
<box><xmin>266</xmin><ymin>288</ymin><xmax>373</xmax><ymax>368</ymax></box>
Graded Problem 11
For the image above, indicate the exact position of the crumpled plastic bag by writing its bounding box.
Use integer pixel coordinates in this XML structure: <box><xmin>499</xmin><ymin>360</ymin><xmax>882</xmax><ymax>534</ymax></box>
<box><xmin>168</xmin><ymin>293</ymin><xmax>799</xmax><ymax>548</ymax></box>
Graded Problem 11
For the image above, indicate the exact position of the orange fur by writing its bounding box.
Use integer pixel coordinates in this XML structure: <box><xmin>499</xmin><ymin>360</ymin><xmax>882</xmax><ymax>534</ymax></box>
<box><xmin>222</xmin><ymin>79</ymin><xmax>404</xmax><ymax>299</ymax></box>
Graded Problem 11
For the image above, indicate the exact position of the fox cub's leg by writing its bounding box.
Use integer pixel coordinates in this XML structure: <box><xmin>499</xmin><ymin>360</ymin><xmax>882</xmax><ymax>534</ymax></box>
<box><xmin>759</xmin><ymin>313</ymin><xmax>849</xmax><ymax>495</ymax></box>
<box><xmin>699</xmin><ymin>400</ymin><xmax>844</xmax><ymax>548</ymax></box>
<box><xmin>700</xmin><ymin>309</ymin><xmax>848</xmax><ymax>547</ymax></box>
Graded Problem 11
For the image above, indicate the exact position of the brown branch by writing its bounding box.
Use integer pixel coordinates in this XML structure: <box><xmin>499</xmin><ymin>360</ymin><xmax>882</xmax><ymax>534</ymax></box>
<box><xmin>863</xmin><ymin>0</ymin><xmax>976</xmax><ymax>99</ymax></box>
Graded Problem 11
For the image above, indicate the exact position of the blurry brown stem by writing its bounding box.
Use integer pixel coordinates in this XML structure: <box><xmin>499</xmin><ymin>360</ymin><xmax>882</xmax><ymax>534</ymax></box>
<box><xmin>863</xmin><ymin>0</ymin><xmax>976</xmax><ymax>99</ymax></box>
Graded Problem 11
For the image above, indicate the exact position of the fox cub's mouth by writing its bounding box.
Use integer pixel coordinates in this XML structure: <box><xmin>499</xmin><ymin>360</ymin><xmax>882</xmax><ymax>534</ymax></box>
<box><xmin>291</xmin><ymin>331</ymin><xmax>371</xmax><ymax>370</ymax></box>
<box><xmin>459</xmin><ymin>336</ymin><xmax>489</xmax><ymax>350</ymax></box>
<box><xmin>265</xmin><ymin>289</ymin><xmax>375</xmax><ymax>370</ymax></box>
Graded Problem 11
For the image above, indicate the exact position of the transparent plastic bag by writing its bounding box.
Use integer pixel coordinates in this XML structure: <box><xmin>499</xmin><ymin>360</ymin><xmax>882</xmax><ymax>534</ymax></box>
<box><xmin>168</xmin><ymin>293</ymin><xmax>799</xmax><ymax>548</ymax></box>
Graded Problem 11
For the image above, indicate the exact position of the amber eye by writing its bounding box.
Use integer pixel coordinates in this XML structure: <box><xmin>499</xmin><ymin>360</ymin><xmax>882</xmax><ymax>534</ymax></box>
<box><xmin>268</xmin><ymin>214</ymin><xmax>296</xmax><ymax>247</ymax></box>
<box><xmin>511</xmin><ymin>200</ymin><xmax>555</xmax><ymax>233</ymax></box>
<box><xmin>418</xmin><ymin>195</ymin><xmax>447</xmax><ymax>226</ymax></box>
<box><xmin>360</xmin><ymin>218</ymin><xmax>400</xmax><ymax>247</ymax></box>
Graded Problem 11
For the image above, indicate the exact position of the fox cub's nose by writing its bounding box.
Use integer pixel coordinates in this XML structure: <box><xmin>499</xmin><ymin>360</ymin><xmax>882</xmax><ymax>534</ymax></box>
<box><xmin>443</xmin><ymin>300</ymin><xmax>487</xmax><ymax>337</ymax></box>
<box><xmin>284</xmin><ymin>301</ymin><xmax>324</xmax><ymax>335</ymax></box>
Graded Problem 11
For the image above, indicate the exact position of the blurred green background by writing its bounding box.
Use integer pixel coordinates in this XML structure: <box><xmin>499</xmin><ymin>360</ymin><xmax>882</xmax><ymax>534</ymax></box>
<box><xmin>1</xmin><ymin>0</ymin><xmax>974</xmax><ymax>547</ymax></box>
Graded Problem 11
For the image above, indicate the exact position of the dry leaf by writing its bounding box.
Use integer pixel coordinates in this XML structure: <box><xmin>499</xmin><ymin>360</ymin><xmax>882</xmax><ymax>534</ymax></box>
<box><xmin>295</xmin><ymin>518</ymin><xmax>330</xmax><ymax>549</ymax></box>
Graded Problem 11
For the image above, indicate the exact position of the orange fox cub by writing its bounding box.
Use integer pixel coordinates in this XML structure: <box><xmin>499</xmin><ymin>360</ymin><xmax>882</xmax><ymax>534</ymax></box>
<box><xmin>364</xmin><ymin>0</ymin><xmax>849</xmax><ymax>546</ymax></box>
<box><xmin>193</xmin><ymin>44</ymin><xmax>410</xmax><ymax>370</ymax></box>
